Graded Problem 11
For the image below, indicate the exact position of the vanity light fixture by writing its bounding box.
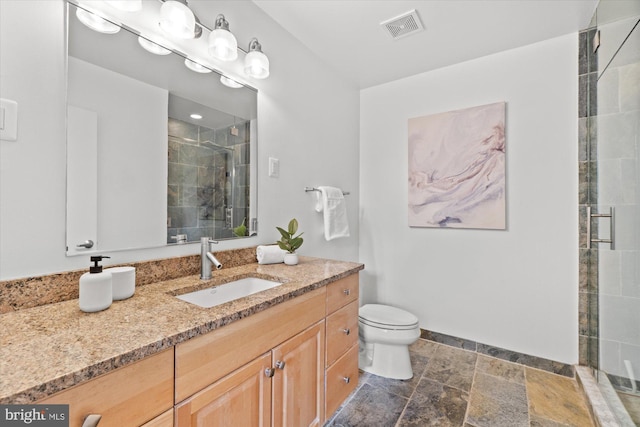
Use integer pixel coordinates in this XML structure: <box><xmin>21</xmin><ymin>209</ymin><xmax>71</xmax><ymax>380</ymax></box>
<box><xmin>76</xmin><ymin>8</ymin><xmax>121</xmax><ymax>34</ymax></box>
<box><xmin>184</xmin><ymin>58</ymin><xmax>212</xmax><ymax>73</ymax></box>
<box><xmin>159</xmin><ymin>0</ymin><xmax>196</xmax><ymax>40</ymax></box>
<box><xmin>138</xmin><ymin>36</ymin><xmax>172</xmax><ymax>55</ymax></box>
<box><xmin>190</xmin><ymin>114</ymin><xmax>203</xmax><ymax>119</ymax></box>
<box><xmin>208</xmin><ymin>14</ymin><xmax>238</xmax><ymax>62</ymax></box>
<box><xmin>105</xmin><ymin>0</ymin><xmax>142</xmax><ymax>12</ymax></box>
<box><xmin>220</xmin><ymin>75</ymin><xmax>243</xmax><ymax>89</ymax></box>
<box><xmin>244</xmin><ymin>38</ymin><xmax>270</xmax><ymax>79</ymax></box>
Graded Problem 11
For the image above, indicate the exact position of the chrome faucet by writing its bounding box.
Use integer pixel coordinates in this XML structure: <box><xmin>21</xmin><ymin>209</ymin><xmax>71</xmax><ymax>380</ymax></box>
<box><xmin>201</xmin><ymin>237</ymin><xmax>222</xmax><ymax>280</ymax></box>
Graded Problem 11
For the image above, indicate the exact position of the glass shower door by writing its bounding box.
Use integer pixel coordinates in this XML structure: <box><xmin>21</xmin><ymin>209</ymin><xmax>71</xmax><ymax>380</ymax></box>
<box><xmin>589</xmin><ymin>13</ymin><xmax>640</xmax><ymax>424</ymax></box>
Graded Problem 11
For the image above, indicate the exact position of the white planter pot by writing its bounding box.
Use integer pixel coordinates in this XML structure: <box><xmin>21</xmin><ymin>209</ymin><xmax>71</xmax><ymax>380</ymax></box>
<box><xmin>283</xmin><ymin>253</ymin><xmax>299</xmax><ymax>265</ymax></box>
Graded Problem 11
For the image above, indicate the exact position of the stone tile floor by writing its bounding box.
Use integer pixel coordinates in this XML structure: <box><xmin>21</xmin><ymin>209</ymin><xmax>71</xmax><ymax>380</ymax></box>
<box><xmin>617</xmin><ymin>391</ymin><xmax>640</xmax><ymax>426</ymax></box>
<box><xmin>326</xmin><ymin>339</ymin><xmax>595</xmax><ymax>427</ymax></box>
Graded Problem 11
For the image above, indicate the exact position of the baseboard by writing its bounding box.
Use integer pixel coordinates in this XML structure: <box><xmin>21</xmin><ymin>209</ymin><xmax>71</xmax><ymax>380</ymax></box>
<box><xmin>420</xmin><ymin>328</ymin><xmax>575</xmax><ymax>377</ymax></box>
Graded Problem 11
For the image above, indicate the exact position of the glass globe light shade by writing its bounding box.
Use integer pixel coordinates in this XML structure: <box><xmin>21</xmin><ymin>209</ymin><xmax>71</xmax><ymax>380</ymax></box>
<box><xmin>76</xmin><ymin>8</ymin><xmax>121</xmax><ymax>34</ymax></box>
<box><xmin>244</xmin><ymin>50</ymin><xmax>270</xmax><ymax>79</ymax></box>
<box><xmin>184</xmin><ymin>59</ymin><xmax>212</xmax><ymax>73</ymax></box>
<box><xmin>220</xmin><ymin>75</ymin><xmax>243</xmax><ymax>88</ymax></box>
<box><xmin>159</xmin><ymin>0</ymin><xmax>196</xmax><ymax>40</ymax></box>
<box><xmin>208</xmin><ymin>28</ymin><xmax>238</xmax><ymax>61</ymax></box>
<box><xmin>138</xmin><ymin>37</ymin><xmax>171</xmax><ymax>55</ymax></box>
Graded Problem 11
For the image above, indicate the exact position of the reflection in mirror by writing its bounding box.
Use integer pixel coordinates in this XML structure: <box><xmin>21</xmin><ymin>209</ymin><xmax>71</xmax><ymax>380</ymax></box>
<box><xmin>167</xmin><ymin>97</ymin><xmax>254</xmax><ymax>243</ymax></box>
<box><xmin>65</xmin><ymin>2</ymin><xmax>257</xmax><ymax>256</ymax></box>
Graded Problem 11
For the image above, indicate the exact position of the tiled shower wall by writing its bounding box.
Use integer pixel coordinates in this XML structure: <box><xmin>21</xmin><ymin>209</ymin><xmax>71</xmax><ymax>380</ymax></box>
<box><xmin>578</xmin><ymin>27</ymin><xmax>599</xmax><ymax>368</ymax></box>
<box><xmin>167</xmin><ymin>118</ymin><xmax>250</xmax><ymax>243</ymax></box>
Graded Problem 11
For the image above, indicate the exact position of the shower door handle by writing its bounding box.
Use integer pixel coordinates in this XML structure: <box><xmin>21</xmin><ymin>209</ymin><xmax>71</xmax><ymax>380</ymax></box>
<box><xmin>586</xmin><ymin>206</ymin><xmax>615</xmax><ymax>250</ymax></box>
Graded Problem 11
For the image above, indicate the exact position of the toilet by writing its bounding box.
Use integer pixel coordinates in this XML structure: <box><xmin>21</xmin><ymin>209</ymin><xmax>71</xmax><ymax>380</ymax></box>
<box><xmin>358</xmin><ymin>304</ymin><xmax>420</xmax><ymax>380</ymax></box>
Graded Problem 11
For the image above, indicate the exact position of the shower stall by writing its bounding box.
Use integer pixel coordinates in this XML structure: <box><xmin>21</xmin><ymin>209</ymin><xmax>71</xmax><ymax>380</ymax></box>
<box><xmin>582</xmin><ymin>1</ymin><xmax>640</xmax><ymax>424</ymax></box>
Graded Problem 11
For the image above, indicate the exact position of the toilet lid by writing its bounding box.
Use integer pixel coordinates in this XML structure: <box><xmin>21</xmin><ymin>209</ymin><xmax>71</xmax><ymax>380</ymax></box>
<box><xmin>359</xmin><ymin>304</ymin><xmax>419</xmax><ymax>328</ymax></box>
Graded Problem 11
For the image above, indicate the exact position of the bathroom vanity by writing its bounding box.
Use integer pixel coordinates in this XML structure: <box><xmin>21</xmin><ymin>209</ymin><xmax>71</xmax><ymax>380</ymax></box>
<box><xmin>0</xmin><ymin>255</ymin><xmax>362</xmax><ymax>427</ymax></box>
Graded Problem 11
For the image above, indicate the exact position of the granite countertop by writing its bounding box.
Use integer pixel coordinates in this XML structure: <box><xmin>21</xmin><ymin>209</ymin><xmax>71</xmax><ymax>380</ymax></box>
<box><xmin>0</xmin><ymin>256</ymin><xmax>363</xmax><ymax>404</ymax></box>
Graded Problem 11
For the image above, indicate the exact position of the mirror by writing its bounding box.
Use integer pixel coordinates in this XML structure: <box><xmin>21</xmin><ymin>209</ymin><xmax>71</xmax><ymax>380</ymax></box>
<box><xmin>65</xmin><ymin>2</ymin><xmax>258</xmax><ymax>256</ymax></box>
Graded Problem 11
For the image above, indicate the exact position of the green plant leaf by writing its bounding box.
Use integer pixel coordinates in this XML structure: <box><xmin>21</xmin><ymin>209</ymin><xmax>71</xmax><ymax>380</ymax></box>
<box><xmin>288</xmin><ymin>218</ymin><xmax>298</xmax><ymax>235</ymax></box>
<box><xmin>276</xmin><ymin>227</ymin><xmax>290</xmax><ymax>239</ymax></box>
<box><xmin>276</xmin><ymin>241</ymin><xmax>289</xmax><ymax>251</ymax></box>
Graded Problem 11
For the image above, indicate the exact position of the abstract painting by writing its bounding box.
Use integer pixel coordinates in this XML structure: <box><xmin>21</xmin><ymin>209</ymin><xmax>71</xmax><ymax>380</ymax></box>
<box><xmin>408</xmin><ymin>102</ymin><xmax>506</xmax><ymax>229</ymax></box>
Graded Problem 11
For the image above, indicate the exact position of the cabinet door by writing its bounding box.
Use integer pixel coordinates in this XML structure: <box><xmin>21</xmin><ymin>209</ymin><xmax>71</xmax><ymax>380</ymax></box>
<box><xmin>175</xmin><ymin>352</ymin><xmax>272</xmax><ymax>427</ymax></box>
<box><xmin>272</xmin><ymin>321</ymin><xmax>325</xmax><ymax>427</ymax></box>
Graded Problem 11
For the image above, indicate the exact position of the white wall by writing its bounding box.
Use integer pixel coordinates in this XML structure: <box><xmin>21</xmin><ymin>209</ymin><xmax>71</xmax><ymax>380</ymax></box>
<box><xmin>67</xmin><ymin>57</ymin><xmax>168</xmax><ymax>254</ymax></box>
<box><xmin>359</xmin><ymin>34</ymin><xmax>579</xmax><ymax>364</ymax></box>
<box><xmin>0</xmin><ymin>0</ymin><xmax>360</xmax><ymax>280</ymax></box>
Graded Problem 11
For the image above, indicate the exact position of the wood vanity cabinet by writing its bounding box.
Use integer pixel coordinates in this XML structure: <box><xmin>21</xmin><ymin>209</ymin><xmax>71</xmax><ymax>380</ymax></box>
<box><xmin>175</xmin><ymin>287</ymin><xmax>327</xmax><ymax>427</ymax></box>
<box><xmin>176</xmin><ymin>321</ymin><xmax>325</xmax><ymax>427</ymax></box>
<box><xmin>38</xmin><ymin>349</ymin><xmax>174</xmax><ymax>427</ymax></box>
<box><xmin>174</xmin><ymin>272</ymin><xmax>360</xmax><ymax>427</ymax></box>
<box><xmin>324</xmin><ymin>274</ymin><xmax>359</xmax><ymax>419</ymax></box>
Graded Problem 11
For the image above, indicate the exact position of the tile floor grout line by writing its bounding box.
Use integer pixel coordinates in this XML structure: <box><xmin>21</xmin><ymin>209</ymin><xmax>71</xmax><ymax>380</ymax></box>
<box><xmin>394</xmin><ymin>345</ymin><xmax>435</xmax><ymax>427</ymax></box>
<box><xmin>524</xmin><ymin>365</ymin><xmax>532</xmax><ymax>427</ymax></box>
<box><xmin>463</xmin><ymin>349</ymin><xmax>481</xmax><ymax>427</ymax></box>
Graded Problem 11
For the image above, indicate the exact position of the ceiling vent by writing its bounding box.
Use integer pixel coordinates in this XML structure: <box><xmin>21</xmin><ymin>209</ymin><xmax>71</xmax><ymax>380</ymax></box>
<box><xmin>380</xmin><ymin>9</ymin><xmax>424</xmax><ymax>40</ymax></box>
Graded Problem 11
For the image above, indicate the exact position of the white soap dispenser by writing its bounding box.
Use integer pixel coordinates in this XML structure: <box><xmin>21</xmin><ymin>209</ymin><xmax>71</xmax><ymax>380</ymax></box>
<box><xmin>79</xmin><ymin>255</ymin><xmax>113</xmax><ymax>313</ymax></box>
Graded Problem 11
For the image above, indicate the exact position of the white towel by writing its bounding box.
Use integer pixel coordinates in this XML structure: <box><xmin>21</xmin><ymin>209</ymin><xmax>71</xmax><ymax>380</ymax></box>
<box><xmin>316</xmin><ymin>186</ymin><xmax>350</xmax><ymax>241</ymax></box>
<box><xmin>256</xmin><ymin>245</ymin><xmax>287</xmax><ymax>264</ymax></box>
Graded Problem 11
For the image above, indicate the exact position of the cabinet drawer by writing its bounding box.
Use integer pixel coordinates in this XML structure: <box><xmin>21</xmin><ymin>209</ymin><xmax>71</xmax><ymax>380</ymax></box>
<box><xmin>325</xmin><ymin>343</ymin><xmax>359</xmax><ymax>420</ymax></box>
<box><xmin>326</xmin><ymin>274</ymin><xmax>358</xmax><ymax>314</ymax></box>
<box><xmin>176</xmin><ymin>287</ymin><xmax>326</xmax><ymax>402</ymax></box>
<box><xmin>39</xmin><ymin>349</ymin><xmax>174</xmax><ymax>427</ymax></box>
<box><xmin>326</xmin><ymin>300</ymin><xmax>358</xmax><ymax>366</ymax></box>
<box><xmin>142</xmin><ymin>409</ymin><xmax>174</xmax><ymax>427</ymax></box>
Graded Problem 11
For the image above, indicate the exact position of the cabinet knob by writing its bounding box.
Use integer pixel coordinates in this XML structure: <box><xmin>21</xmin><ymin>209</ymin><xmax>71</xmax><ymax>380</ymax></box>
<box><xmin>342</xmin><ymin>328</ymin><xmax>350</xmax><ymax>335</ymax></box>
<box><xmin>343</xmin><ymin>289</ymin><xmax>350</xmax><ymax>296</ymax></box>
<box><xmin>82</xmin><ymin>414</ymin><xmax>102</xmax><ymax>427</ymax></box>
<box><xmin>343</xmin><ymin>376</ymin><xmax>351</xmax><ymax>384</ymax></box>
<box><xmin>275</xmin><ymin>360</ymin><xmax>286</xmax><ymax>370</ymax></box>
<box><xmin>265</xmin><ymin>368</ymin><xmax>275</xmax><ymax>378</ymax></box>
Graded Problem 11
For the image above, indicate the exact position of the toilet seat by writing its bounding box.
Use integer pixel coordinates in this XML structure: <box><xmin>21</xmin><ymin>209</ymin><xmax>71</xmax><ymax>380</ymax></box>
<box><xmin>359</xmin><ymin>304</ymin><xmax>419</xmax><ymax>330</ymax></box>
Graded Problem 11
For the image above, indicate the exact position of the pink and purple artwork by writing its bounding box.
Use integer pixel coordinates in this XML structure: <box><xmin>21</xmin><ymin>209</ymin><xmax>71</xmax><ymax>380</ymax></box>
<box><xmin>408</xmin><ymin>102</ymin><xmax>506</xmax><ymax>229</ymax></box>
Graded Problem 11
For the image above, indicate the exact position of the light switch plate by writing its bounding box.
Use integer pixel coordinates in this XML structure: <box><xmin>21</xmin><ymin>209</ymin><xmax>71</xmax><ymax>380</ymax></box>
<box><xmin>0</xmin><ymin>98</ymin><xmax>18</xmax><ymax>141</ymax></box>
<box><xmin>269</xmin><ymin>157</ymin><xmax>280</xmax><ymax>178</ymax></box>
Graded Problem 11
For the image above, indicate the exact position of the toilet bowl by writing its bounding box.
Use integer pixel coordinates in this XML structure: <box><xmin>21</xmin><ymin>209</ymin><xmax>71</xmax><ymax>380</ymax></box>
<box><xmin>358</xmin><ymin>304</ymin><xmax>420</xmax><ymax>380</ymax></box>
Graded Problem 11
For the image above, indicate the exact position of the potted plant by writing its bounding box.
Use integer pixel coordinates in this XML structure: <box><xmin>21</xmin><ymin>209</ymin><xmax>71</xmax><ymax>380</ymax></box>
<box><xmin>276</xmin><ymin>218</ymin><xmax>304</xmax><ymax>265</ymax></box>
<box><xmin>232</xmin><ymin>218</ymin><xmax>247</xmax><ymax>237</ymax></box>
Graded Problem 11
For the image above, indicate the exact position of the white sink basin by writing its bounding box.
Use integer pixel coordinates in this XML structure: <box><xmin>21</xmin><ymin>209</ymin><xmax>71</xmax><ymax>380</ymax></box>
<box><xmin>176</xmin><ymin>277</ymin><xmax>283</xmax><ymax>308</ymax></box>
